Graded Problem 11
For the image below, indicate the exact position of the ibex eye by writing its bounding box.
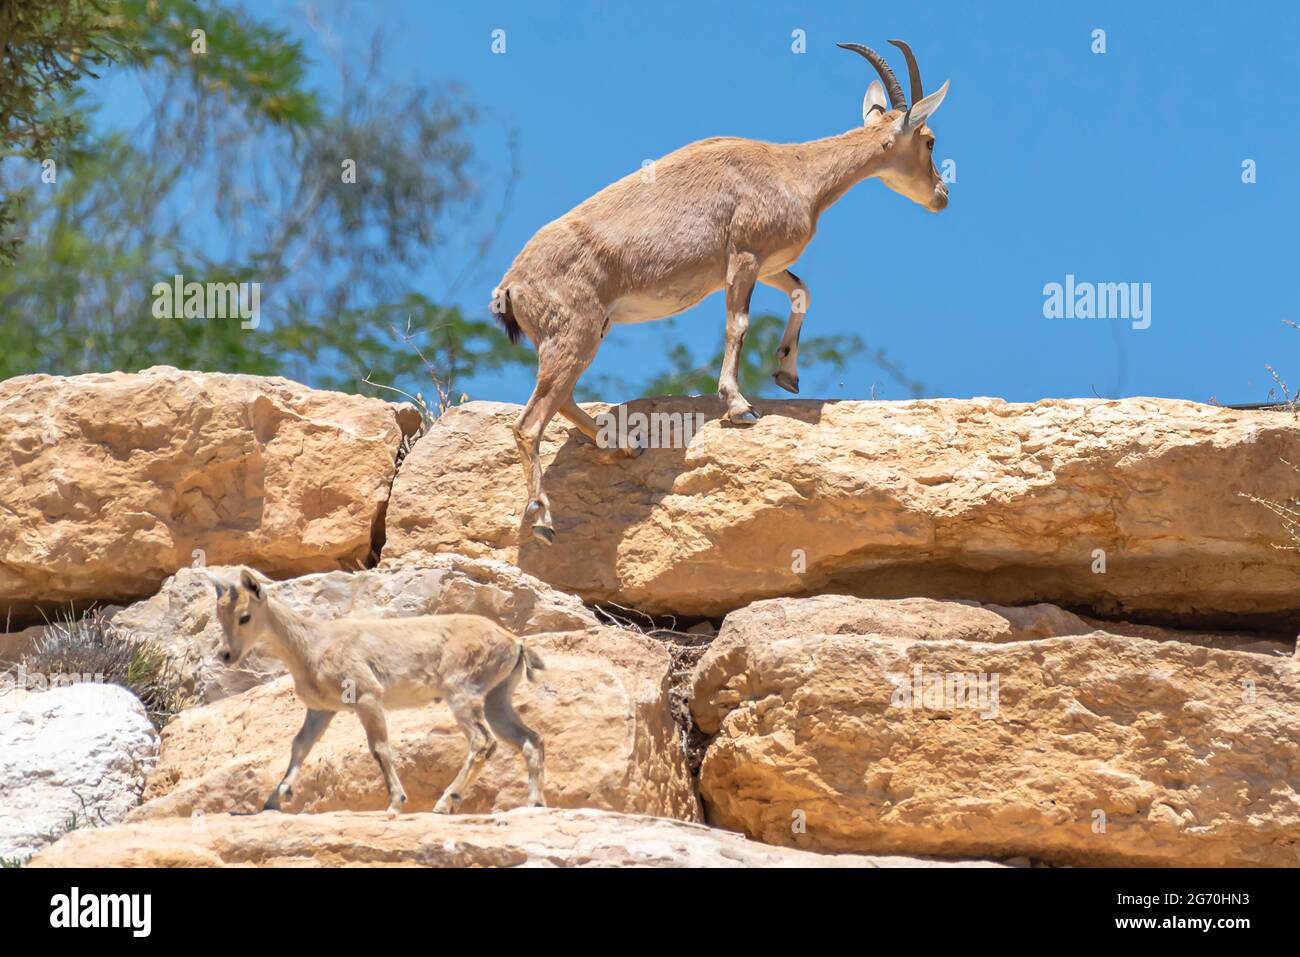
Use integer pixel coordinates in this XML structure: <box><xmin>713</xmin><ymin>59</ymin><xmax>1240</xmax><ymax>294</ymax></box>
<box><xmin>238</xmin><ymin>613</ymin><xmax>251</xmax><ymax>625</ymax></box>
<box><xmin>926</xmin><ymin>139</ymin><xmax>935</xmax><ymax>151</ymax></box>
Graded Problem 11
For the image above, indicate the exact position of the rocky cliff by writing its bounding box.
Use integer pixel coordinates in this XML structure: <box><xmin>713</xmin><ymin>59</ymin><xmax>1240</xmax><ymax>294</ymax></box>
<box><xmin>4</xmin><ymin>370</ymin><xmax>1296</xmax><ymax>867</ymax></box>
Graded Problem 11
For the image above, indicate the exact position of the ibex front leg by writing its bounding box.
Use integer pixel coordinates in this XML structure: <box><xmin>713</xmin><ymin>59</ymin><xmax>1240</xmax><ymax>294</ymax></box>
<box><xmin>264</xmin><ymin>708</ymin><xmax>335</xmax><ymax>812</ymax></box>
<box><xmin>761</xmin><ymin>269</ymin><xmax>808</xmax><ymax>394</ymax></box>
<box><xmin>719</xmin><ymin>250</ymin><xmax>760</xmax><ymax>424</ymax></box>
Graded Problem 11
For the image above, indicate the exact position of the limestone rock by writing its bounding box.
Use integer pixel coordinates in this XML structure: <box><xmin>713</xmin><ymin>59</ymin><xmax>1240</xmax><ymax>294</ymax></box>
<box><xmin>29</xmin><ymin>807</ymin><xmax>1008</xmax><ymax>867</ymax></box>
<box><xmin>0</xmin><ymin>366</ymin><xmax>418</xmax><ymax>624</ymax></box>
<box><xmin>690</xmin><ymin>623</ymin><xmax>1300</xmax><ymax>866</ymax></box>
<box><xmin>131</xmin><ymin>626</ymin><xmax>698</xmax><ymax>822</ymax></box>
<box><xmin>383</xmin><ymin>397</ymin><xmax>1300</xmax><ymax>625</ymax></box>
<box><xmin>0</xmin><ymin>683</ymin><xmax>159</xmax><ymax>861</ymax></box>
<box><xmin>715</xmin><ymin>594</ymin><xmax>1294</xmax><ymax>656</ymax></box>
<box><xmin>717</xmin><ymin>594</ymin><xmax>1092</xmax><ymax>646</ymax></box>
<box><xmin>0</xmin><ymin>625</ymin><xmax>45</xmax><ymax>667</ymax></box>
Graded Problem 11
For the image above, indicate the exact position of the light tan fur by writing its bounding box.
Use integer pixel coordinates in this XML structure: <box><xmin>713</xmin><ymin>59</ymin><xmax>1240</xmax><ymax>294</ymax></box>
<box><xmin>494</xmin><ymin>41</ymin><xmax>950</xmax><ymax>542</ymax></box>
<box><xmin>210</xmin><ymin>568</ymin><xmax>545</xmax><ymax>815</ymax></box>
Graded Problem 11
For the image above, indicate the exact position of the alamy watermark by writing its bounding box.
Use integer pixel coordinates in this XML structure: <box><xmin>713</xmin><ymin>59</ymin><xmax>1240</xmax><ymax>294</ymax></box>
<box><xmin>0</xmin><ymin>665</ymin><xmax>105</xmax><ymax>693</ymax></box>
<box><xmin>889</xmin><ymin>665</ymin><xmax>1000</xmax><ymax>720</ymax></box>
<box><xmin>1043</xmin><ymin>274</ymin><xmax>1151</xmax><ymax>330</ymax></box>
<box><xmin>595</xmin><ymin>405</ymin><xmax>706</xmax><ymax>450</ymax></box>
<box><xmin>50</xmin><ymin>887</ymin><xmax>151</xmax><ymax>937</ymax></box>
<box><xmin>151</xmin><ymin>274</ymin><xmax>261</xmax><ymax>329</ymax></box>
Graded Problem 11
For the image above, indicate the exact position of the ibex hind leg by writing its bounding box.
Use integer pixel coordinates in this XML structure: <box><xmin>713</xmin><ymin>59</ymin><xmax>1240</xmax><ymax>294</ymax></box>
<box><xmin>511</xmin><ymin>313</ymin><xmax>602</xmax><ymax>545</ymax></box>
<box><xmin>433</xmin><ymin>696</ymin><xmax>497</xmax><ymax>814</ymax></box>
<box><xmin>354</xmin><ymin>696</ymin><xmax>408</xmax><ymax>817</ymax></box>
<box><xmin>719</xmin><ymin>250</ymin><xmax>761</xmax><ymax>423</ymax></box>
<box><xmin>484</xmin><ymin>655</ymin><xmax>546</xmax><ymax>807</ymax></box>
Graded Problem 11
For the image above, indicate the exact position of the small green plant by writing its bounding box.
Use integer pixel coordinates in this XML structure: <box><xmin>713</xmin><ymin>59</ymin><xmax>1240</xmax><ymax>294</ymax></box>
<box><xmin>363</xmin><ymin>311</ymin><xmax>482</xmax><ymax>435</ymax></box>
<box><xmin>1261</xmin><ymin>320</ymin><xmax>1300</xmax><ymax>413</ymax></box>
<box><xmin>40</xmin><ymin>806</ymin><xmax>87</xmax><ymax>845</ymax></box>
<box><xmin>17</xmin><ymin>607</ymin><xmax>191</xmax><ymax>729</ymax></box>
<box><xmin>1239</xmin><ymin>321</ymin><xmax>1300</xmax><ymax>547</ymax></box>
<box><xmin>0</xmin><ymin>802</ymin><xmax>93</xmax><ymax>867</ymax></box>
<box><xmin>1239</xmin><ymin>462</ymin><xmax>1300</xmax><ymax>551</ymax></box>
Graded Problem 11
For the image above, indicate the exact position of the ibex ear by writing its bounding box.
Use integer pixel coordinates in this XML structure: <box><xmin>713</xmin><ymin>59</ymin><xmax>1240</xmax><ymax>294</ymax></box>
<box><xmin>199</xmin><ymin>570</ymin><xmax>228</xmax><ymax>599</ymax></box>
<box><xmin>239</xmin><ymin>568</ymin><xmax>264</xmax><ymax>601</ymax></box>
<box><xmin>897</xmin><ymin>79</ymin><xmax>950</xmax><ymax>132</ymax></box>
<box><xmin>862</xmin><ymin>81</ymin><xmax>888</xmax><ymax>124</ymax></box>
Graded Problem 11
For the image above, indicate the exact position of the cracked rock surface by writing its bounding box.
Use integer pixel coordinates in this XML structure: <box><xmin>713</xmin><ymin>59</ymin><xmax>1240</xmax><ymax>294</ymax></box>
<box><xmin>0</xmin><ymin>366</ymin><xmax>419</xmax><ymax>624</ymax></box>
<box><xmin>384</xmin><ymin>396</ymin><xmax>1300</xmax><ymax>625</ymax></box>
<box><xmin>691</xmin><ymin>610</ymin><xmax>1300</xmax><ymax>866</ymax></box>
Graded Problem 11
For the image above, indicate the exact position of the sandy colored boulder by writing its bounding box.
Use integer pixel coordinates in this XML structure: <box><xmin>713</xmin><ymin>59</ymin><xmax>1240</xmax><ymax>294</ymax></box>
<box><xmin>112</xmin><ymin>555</ymin><xmax>598</xmax><ymax>702</ymax></box>
<box><xmin>384</xmin><ymin>397</ymin><xmax>1300</xmax><ymax>625</ymax></box>
<box><xmin>0</xmin><ymin>625</ymin><xmax>44</xmax><ymax>667</ymax></box>
<box><xmin>717</xmin><ymin>594</ymin><xmax>1095</xmax><ymax>646</ymax></box>
<box><xmin>0</xmin><ymin>366</ymin><xmax>419</xmax><ymax>625</ymax></box>
<box><xmin>132</xmin><ymin>626</ymin><xmax>698</xmax><ymax>822</ymax></box>
<box><xmin>716</xmin><ymin>594</ymin><xmax>1294</xmax><ymax>656</ymax></box>
<box><xmin>690</xmin><ymin>622</ymin><xmax>1300</xmax><ymax>866</ymax></box>
<box><xmin>29</xmin><ymin>807</ymin><xmax>1007</xmax><ymax>868</ymax></box>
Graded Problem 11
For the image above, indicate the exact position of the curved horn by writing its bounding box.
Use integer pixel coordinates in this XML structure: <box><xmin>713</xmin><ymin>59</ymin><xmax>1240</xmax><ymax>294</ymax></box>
<box><xmin>888</xmin><ymin>38</ymin><xmax>924</xmax><ymax>105</ymax></box>
<box><xmin>836</xmin><ymin>42</ymin><xmax>906</xmax><ymax>111</ymax></box>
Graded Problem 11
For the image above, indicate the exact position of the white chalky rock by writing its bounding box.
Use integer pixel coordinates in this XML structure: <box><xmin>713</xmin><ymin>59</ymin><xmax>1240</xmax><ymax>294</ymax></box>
<box><xmin>0</xmin><ymin>682</ymin><xmax>159</xmax><ymax>861</ymax></box>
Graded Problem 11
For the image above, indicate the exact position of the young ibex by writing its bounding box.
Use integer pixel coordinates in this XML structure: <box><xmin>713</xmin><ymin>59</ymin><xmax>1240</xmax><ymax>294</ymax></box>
<box><xmin>210</xmin><ymin>568</ymin><xmax>546</xmax><ymax>815</ymax></box>
<box><xmin>494</xmin><ymin>40</ymin><xmax>949</xmax><ymax>543</ymax></box>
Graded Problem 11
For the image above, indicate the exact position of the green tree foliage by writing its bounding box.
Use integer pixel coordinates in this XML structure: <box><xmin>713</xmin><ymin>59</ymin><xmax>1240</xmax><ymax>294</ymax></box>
<box><xmin>0</xmin><ymin>1</ymin><xmax>497</xmax><ymax>398</ymax></box>
<box><xmin>1</xmin><ymin>1</ymin><xmax>919</xmax><ymax>405</ymax></box>
<box><xmin>0</xmin><ymin>0</ymin><xmax>117</xmax><ymax>261</ymax></box>
<box><xmin>109</xmin><ymin>0</ymin><xmax>320</xmax><ymax>126</ymax></box>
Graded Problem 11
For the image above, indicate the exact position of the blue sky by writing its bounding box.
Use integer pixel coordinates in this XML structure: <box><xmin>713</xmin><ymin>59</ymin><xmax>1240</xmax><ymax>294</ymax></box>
<box><xmin>115</xmin><ymin>1</ymin><xmax>1300</xmax><ymax>405</ymax></box>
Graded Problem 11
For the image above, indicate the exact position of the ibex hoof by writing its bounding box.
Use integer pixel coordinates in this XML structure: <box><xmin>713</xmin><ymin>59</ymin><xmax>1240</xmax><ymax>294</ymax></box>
<box><xmin>532</xmin><ymin>525</ymin><xmax>555</xmax><ymax>545</ymax></box>
<box><xmin>622</xmin><ymin>441</ymin><xmax>645</xmax><ymax>459</ymax></box>
<box><xmin>773</xmin><ymin>370</ymin><xmax>800</xmax><ymax>394</ymax></box>
<box><xmin>726</xmin><ymin>409</ymin><xmax>759</xmax><ymax>426</ymax></box>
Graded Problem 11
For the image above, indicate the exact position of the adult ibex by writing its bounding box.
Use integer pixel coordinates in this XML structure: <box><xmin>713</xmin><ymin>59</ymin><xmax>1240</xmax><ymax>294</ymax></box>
<box><xmin>494</xmin><ymin>40</ymin><xmax>950</xmax><ymax>543</ymax></box>
<box><xmin>210</xmin><ymin>568</ymin><xmax>546</xmax><ymax>815</ymax></box>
